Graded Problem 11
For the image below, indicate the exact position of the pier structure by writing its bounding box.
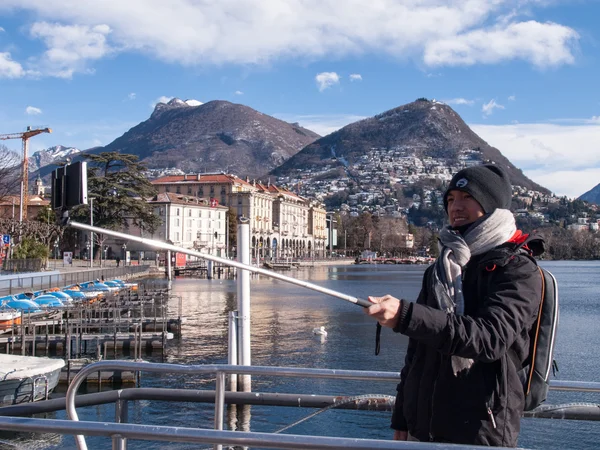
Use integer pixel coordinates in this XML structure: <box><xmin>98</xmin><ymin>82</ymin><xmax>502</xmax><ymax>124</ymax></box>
<box><xmin>0</xmin><ymin>285</ymin><xmax>182</xmax><ymax>386</ymax></box>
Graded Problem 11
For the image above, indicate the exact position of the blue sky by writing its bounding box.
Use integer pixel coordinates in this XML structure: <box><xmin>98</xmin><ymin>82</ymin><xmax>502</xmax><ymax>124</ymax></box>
<box><xmin>1</xmin><ymin>0</ymin><xmax>599</xmax><ymax>198</ymax></box>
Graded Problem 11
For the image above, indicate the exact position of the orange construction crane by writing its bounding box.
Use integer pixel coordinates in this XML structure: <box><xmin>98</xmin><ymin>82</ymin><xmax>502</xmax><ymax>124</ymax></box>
<box><xmin>0</xmin><ymin>126</ymin><xmax>52</xmax><ymax>221</ymax></box>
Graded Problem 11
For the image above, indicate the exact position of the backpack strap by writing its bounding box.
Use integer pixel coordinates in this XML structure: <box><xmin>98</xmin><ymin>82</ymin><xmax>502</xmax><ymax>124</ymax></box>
<box><xmin>525</xmin><ymin>267</ymin><xmax>546</xmax><ymax>395</ymax></box>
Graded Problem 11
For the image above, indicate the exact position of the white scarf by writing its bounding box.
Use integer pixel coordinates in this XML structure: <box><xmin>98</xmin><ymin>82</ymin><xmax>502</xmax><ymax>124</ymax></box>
<box><xmin>435</xmin><ymin>209</ymin><xmax>516</xmax><ymax>375</ymax></box>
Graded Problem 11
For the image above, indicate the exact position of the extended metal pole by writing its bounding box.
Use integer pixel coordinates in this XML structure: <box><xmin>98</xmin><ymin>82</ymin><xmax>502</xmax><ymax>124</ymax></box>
<box><xmin>68</xmin><ymin>220</ymin><xmax>371</xmax><ymax>308</ymax></box>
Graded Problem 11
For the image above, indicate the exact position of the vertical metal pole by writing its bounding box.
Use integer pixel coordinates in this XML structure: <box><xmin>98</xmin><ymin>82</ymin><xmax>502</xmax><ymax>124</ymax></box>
<box><xmin>237</xmin><ymin>217</ymin><xmax>251</xmax><ymax>392</ymax></box>
<box><xmin>228</xmin><ymin>311</ymin><xmax>238</xmax><ymax>392</ymax></box>
<box><xmin>166</xmin><ymin>250</ymin><xmax>172</xmax><ymax>281</ymax></box>
<box><xmin>20</xmin><ymin>311</ymin><xmax>25</xmax><ymax>355</ymax></box>
<box><xmin>32</xmin><ymin>323</ymin><xmax>36</xmax><ymax>356</ymax></box>
<box><xmin>213</xmin><ymin>371</ymin><xmax>226</xmax><ymax>450</ymax></box>
<box><xmin>113</xmin><ymin>399</ymin><xmax>128</xmax><ymax>450</ymax></box>
<box><xmin>19</xmin><ymin>181</ymin><xmax>24</xmax><ymax>223</ymax></box>
<box><xmin>90</xmin><ymin>198</ymin><xmax>94</xmax><ymax>268</ymax></box>
<box><xmin>225</xmin><ymin>211</ymin><xmax>229</xmax><ymax>259</ymax></box>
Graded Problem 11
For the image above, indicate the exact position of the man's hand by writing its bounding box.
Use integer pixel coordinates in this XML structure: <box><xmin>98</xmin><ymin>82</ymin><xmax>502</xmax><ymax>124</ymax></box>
<box><xmin>393</xmin><ymin>430</ymin><xmax>408</xmax><ymax>441</ymax></box>
<box><xmin>364</xmin><ymin>295</ymin><xmax>401</xmax><ymax>328</ymax></box>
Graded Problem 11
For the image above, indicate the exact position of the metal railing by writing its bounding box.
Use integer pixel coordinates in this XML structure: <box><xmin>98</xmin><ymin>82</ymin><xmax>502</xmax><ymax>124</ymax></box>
<box><xmin>65</xmin><ymin>361</ymin><xmax>600</xmax><ymax>450</ymax></box>
<box><xmin>0</xmin><ymin>360</ymin><xmax>598</xmax><ymax>450</ymax></box>
<box><xmin>0</xmin><ymin>265</ymin><xmax>150</xmax><ymax>296</ymax></box>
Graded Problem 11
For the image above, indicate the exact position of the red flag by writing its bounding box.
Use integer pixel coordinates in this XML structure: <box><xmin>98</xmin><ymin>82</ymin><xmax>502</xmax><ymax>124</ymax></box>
<box><xmin>210</xmin><ymin>198</ymin><xmax>219</xmax><ymax>207</ymax></box>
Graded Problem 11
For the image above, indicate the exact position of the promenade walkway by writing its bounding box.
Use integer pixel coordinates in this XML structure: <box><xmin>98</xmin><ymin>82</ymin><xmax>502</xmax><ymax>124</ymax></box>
<box><xmin>0</xmin><ymin>259</ymin><xmax>153</xmax><ymax>297</ymax></box>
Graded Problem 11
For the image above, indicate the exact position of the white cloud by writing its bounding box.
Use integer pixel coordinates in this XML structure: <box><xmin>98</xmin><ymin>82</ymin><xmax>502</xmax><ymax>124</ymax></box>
<box><xmin>0</xmin><ymin>27</ymin><xmax>5</xmax><ymax>32</ymax></box>
<box><xmin>508</xmin><ymin>95</ymin><xmax>516</xmax><ymax>101</ymax></box>
<box><xmin>424</xmin><ymin>21</ymin><xmax>578</xmax><ymax>68</ymax></box>
<box><xmin>127</xmin><ymin>92</ymin><xmax>136</xmax><ymax>100</ymax></box>
<box><xmin>234</xmin><ymin>90</ymin><xmax>244</xmax><ymax>95</ymax></box>
<box><xmin>25</xmin><ymin>106</ymin><xmax>43</xmax><ymax>115</ymax></box>
<box><xmin>151</xmin><ymin>96</ymin><xmax>173</xmax><ymax>107</ymax></box>
<box><xmin>472</xmin><ymin>122</ymin><xmax>600</xmax><ymax>198</ymax></box>
<box><xmin>0</xmin><ymin>1</ymin><xmax>579</xmax><ymax>71</ymax></box>
<box><xmin>315</xmin><ymin>72</ymin><xmax>340</xmax><ymax>92</ymax></box>
<box><xmin>275</xmin><ymin>113</ymin><xmax>367</xmax><ymax>137</ymax></box>
<box><xmin>349</xmin><ymin>73</ymin><xmax>362</xmax><ymax>82</ymax></box>
<box><xmin>482</xmin><ymin>99</ymin><xmax>505</xmax><ymax>116</ymax></box>
<box><xmin>0</xmin><ymin>52</ymin><xmax>25</xmax><ymax>78</ymax></box>
<box><xmin>29</xmin><ymin>22</ymin><xmax>113</xmax><ymax>78</ymax></box>
<box><xmin>444</xmin><ymin>98</ymin><xmax>475</xmax><ymax>106</ymax></box>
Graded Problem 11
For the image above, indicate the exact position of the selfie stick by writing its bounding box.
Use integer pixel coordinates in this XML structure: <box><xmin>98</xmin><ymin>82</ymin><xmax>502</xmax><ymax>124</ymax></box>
<box><xmin>68</xmin><ymin>220</ymin><xmax>372</xmax><ymax>308</ymax></box>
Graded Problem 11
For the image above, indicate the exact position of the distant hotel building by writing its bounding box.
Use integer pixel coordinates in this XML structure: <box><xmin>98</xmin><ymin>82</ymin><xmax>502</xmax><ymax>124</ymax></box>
<box><xmin>150</xmin><ymin>173</ymin><xmax>327</xmax><ymax>258</ymax></box>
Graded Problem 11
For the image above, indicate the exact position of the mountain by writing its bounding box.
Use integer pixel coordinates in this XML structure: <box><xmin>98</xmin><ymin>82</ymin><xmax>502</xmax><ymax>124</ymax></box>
<box><xmin>578</xmin><ymin>184</ymin><xmax>600</xmax><ymax>205</ymax></box>
<box><xmin>91</xmin><ymin>98</ymin><xmax>320</xmax><ymax>178</ymax></box>
<box><xmin>272</xmin><ymin>98</ymin><xmax>549</xmax><ymax>194</ymax></box>
<box><xmin>29</xmin><ymin>145</ymin><xmax>81</xmax><ymax>172</ymax></box>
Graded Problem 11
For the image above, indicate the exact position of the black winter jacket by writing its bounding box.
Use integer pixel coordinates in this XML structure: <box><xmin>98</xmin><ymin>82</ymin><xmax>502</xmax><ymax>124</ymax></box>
<box><xmin>391</xmin><ymin>239</ymin><xmax>543</xmax><ymax>447</ymax></box>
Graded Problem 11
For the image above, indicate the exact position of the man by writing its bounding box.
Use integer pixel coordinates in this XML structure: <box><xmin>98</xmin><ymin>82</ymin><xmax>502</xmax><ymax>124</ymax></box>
<box><xmin>365</xmin><ymin>164</ymin><xmax>543</xmax><ymax>447</ymax></box>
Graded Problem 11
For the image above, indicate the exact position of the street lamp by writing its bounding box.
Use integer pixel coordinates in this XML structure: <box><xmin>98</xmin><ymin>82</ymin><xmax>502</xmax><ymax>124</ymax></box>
<box><xmin>53</xmin><ymin>239</ymin><xmax>59</xmax><ymax>269</ymax></box>
<box><xmin>85</xmin><ymin>241</ymin><xmax>90</xmax><ymax>261</ymax></box>
<box><xmin>122</xmin><ymin>244</ymin><xmax>127</xmax><ymax>265</ymax></box>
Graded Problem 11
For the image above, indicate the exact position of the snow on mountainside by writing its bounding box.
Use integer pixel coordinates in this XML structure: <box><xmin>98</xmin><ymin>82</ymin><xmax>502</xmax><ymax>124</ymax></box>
<box><xmin>29</xmin><ymin>145</ymin><xmax>81</xmax><ymax>172</ymax></box>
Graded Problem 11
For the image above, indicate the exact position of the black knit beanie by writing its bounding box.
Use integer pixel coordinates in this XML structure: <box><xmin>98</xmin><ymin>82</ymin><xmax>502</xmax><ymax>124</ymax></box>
<box><xmin>443</xmin><ymin>164</ymin><xmax>513</xmax><ymax>214</ymax></box>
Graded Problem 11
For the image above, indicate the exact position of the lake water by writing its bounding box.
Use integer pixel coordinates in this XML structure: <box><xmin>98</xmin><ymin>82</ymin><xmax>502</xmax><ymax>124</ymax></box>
<box><xmin>12</xmin><ymin>261</ymin><xmax>600</xmax><ymax>449</ymax></box>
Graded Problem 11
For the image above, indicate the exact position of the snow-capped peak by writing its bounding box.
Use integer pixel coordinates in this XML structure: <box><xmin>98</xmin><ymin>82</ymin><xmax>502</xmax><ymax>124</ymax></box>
<box><xmin>185</xmin><ymin>99</ymin><xmax>203</xmax><ymax>107</ymax></box>
<box><xmin>167</xmin><ymin>98</ymin><xmax>187</xmax><ymax>106</ymax></box>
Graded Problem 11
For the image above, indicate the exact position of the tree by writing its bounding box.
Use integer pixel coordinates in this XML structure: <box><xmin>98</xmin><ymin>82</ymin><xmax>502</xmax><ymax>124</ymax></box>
<box><xmin>70</xmin><ymin>152</ymin><xmax>161</xmax><ymax>231</ymax></box>
<box><xmin>0</xmin><ymin>145</ymin><xmax>20</xmax><ymax>203</ymax></box>
<box><xmin>13</xmin><ymin>237</ymin><xmax>49</xmax><ymax>260</ymax></box>
<box><xmin>69</xmin><ymin>152</ymin><xmax>161</xmax><ymax>260</ymax></box>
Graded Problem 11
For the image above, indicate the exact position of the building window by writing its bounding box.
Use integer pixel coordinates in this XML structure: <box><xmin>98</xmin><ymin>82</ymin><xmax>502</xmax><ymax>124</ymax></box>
<box><xmin>175</xmin><ymin>218</ymin><xmax>180</xmax><ymax>227</ymax></box>
<box><xmin>188</xmin><ymin>210</ymin><xmax>192</xmax><ymax>217</ymax></box>
<box><xmin>175</xmin><ymin>232</ymin><xmax>180</xmax><ymax>241</ymax></box>
<box><xmin>166</xmin><ymin>186</ymin><xmax>170</xmax><ymax>193</ymax></box>
<box><xmin>176</xmin><ymin>186</ymin><xmax>181</xmax><ymax>194</ymax></box>
<box><xmin>187</xmin><ymin>187</ymin><xmax>192</xmax><ymax>194</ymax></box>
<box><xmin>210</xmin><ymin>186</ymin><xmax>214</xmax><ymax>194</ymax></box>
<box><xmin>199</xmin><ymin>188</ymin><xmax>204</xmax><ymax>196</ymax></box>
<box><xmin>186</xmin><ymin>232</ymin><xmax>192</xmax><ymax>241</ymax></box>
<box><xmin>176</xmin><ymin>208</ymin><xmax>180</xmax><ymax>216</ymax></box>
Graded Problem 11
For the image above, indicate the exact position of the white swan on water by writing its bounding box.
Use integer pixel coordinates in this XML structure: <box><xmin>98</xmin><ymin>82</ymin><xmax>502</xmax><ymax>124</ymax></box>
<box><xmin>313</xmin><ymin>326</ymin><xmax>327</xmax><ymax>337</ymax></box>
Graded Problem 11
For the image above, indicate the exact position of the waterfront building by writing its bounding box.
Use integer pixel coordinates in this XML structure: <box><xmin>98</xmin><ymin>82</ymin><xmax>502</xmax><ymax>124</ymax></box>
<box><xmin>151</xmin><ymin>173</ymin><xmax>327</xmax><ymax>259</ymax></box>
<box><xmin>148</xmin><ymin>193</ymin><xmax>229</xmax><ymax>257</ymax></box>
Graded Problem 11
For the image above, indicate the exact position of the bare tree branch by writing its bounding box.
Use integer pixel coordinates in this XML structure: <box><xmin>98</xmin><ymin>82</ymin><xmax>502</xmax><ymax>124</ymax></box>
<box><xmin>0</xmin><ymin>145</ymin><xmax>21</xmax><ymax>203</ymax></box>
